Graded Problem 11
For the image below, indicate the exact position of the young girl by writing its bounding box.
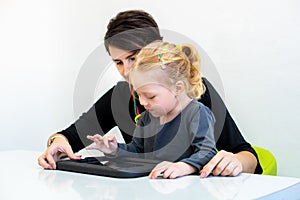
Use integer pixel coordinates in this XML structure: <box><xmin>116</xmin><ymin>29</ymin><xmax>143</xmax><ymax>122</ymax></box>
<box><xmin>86</xmin><ymin>41</ymin><xmax>217</xmax><ymax>179</ymax></box>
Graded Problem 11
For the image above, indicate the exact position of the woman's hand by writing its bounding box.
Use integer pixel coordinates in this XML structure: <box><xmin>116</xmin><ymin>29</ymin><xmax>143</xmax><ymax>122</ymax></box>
<box><xmin>200</xmin><ymin>150</ymin><xmax>256</xmax><ymax>178</ymax></box>
<box><xmin>86</xmin><ymin>134</ymin><xmax>118</xmax><ymax>155</ymax></box>
<box><xmin>149</xmin><ymin>161</ymin><xmax>197</xmax><ymax>179</ymax></box>
<box><xmin>38</xmin><ymin>134</ymin><xmax>81</xmax><ymax>170</ymax></box>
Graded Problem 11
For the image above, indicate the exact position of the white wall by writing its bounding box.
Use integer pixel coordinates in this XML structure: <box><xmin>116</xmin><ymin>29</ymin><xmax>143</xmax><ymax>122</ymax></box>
<box><xmin>1</xmin><ymin>0</ymin><xmax>299</xmax><ymax>178</ymax></box>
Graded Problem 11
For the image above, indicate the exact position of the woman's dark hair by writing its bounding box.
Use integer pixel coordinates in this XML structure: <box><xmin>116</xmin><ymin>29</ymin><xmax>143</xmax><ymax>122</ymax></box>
<box><xmin>104</xmin><ymin>10</ymin><xmax>163</xmax><ymax>54</ymax></box>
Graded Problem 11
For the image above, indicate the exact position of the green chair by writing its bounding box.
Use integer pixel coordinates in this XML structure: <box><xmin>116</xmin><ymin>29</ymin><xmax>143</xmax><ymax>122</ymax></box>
<box><xmin>252</xmin><ymin>146</ymin><xmax>277</xmax><ymax>176</ymax></box>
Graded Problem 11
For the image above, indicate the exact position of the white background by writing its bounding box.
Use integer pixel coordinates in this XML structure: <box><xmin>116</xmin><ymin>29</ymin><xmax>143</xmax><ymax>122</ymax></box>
<box><xmin>0</xmin><ymin>0</ymin><xmax>299</xmax><ymax>178</ymax></box>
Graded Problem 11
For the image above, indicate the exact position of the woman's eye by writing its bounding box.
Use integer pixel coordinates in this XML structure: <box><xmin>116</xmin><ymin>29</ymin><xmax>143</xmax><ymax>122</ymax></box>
<box><xmin>129</xmin><ymin>57</ymin><xmax>135</xmax><ymax>62</ymax></box>
<box><xmin>148</xmin><ymin>96</ymin><xmax>155</xmax><ymax>99</ymax></box>
<box><xmin>115</xmin><ymin>61</ymin><xmax>123</xmax><ymax>66</ymax></box>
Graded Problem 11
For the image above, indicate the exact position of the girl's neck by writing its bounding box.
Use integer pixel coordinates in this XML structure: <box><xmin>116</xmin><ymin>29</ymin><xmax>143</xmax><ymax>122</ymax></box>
<box><xmin>159</xmin><ymin>94</ymin><xmax>192</xmax><ymax>124</ymax></box>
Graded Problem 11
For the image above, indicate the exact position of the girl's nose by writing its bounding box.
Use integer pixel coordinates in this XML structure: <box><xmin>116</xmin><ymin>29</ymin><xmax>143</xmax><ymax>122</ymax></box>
<box><xmin>139</xmin><ymin>96</ymin><xmax>148</xmax><ymax>107</ymax></box>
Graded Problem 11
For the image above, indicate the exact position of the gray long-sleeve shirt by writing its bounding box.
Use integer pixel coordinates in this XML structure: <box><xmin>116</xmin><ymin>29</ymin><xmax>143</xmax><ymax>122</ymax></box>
<box><xmin>117</xmin><ymin>99</ymin><xmax>217</xmax><ymax>170</ymax></box>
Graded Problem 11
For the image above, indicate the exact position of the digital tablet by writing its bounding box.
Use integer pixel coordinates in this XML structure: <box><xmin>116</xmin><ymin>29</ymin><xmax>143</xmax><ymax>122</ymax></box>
<box><xmin>56</xmin><ymin>156</ymin><xmax>160</xmax><ymax>178</ymax></box>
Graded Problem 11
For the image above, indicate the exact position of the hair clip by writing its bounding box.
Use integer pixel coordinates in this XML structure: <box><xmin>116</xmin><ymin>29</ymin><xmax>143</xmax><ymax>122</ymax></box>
<box><xmin>158</xmin><ymin>54</ymin><xmax>166</xmax><ymax>69</ymax></box>
<box><xmin>176</xmin><ymin>44</ymin><xmax>182</xmax><ymax>52</ymax></box>
<box><xmin>134</xmin><ymin>114</ymin><xmax>141</xmax><ymax>124</ymax></box>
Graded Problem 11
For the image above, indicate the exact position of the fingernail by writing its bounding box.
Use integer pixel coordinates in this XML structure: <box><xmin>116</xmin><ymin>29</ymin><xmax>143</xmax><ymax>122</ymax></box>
<box><xmin>200</xmin><ymin>172</ymin><xmax>206</xmax><ymax>178</ymax></box>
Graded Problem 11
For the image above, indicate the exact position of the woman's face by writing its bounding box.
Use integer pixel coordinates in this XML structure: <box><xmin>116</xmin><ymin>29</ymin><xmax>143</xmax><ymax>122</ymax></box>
<box><xmin>109</xmin><ymin>46</ymin><xmax>137</xmax><ymax>82</ymax></box>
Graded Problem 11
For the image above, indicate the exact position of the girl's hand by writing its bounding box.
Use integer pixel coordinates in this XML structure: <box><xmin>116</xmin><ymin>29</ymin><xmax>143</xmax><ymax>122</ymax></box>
<box><xmin>149</xmin><ymin>161</ymin><xmax>196</xmax><ymax>179</ymax></box>
<box><xmin>86</xmin><ymin>134</ymin><xmax>118</xmax><ymax>155</ymax></box>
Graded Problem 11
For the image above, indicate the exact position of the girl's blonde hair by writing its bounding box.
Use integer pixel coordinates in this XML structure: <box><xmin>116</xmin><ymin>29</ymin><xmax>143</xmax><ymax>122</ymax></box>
<box><xmin>129</xmin><ymin>41</ymin><xmax>205</xmax><ymax>99</ymax></box>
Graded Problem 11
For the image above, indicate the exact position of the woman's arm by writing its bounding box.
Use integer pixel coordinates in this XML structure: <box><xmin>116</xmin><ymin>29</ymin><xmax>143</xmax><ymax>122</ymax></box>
<box><xmin>235</xmin><ymin>151</ymin><xmax>257</xmax><ymax>173</ymax></box>
<box><xmin>61</xmin><ymin>85</ymin><xmax>117</xmax><ymax>152</ymax></box>
<box><xmin>38</xmin><ymin>84</ymin><xmax>119</xmax><ymax>169</ymax></box>
<box><xmin>200</xmin><ymin>78</ymin><xmax>262</xmax><ymax>176</ymax></box>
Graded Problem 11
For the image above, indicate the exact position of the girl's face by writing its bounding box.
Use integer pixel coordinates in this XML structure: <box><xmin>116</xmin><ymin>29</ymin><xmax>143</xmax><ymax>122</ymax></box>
<box><xmin>109</xmin><ymin>46</ymin><xmax>137</xmax><ymax>81</ymax></box>
<box><xmin>135</xmin><ymin>82</ymin><xmax>178</xmax><ymax>118</ymax></box>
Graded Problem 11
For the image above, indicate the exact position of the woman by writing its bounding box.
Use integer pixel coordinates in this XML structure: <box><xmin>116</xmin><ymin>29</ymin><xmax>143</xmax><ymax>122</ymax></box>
<box><xmin>38</xmin><ymin>10</ymin><xmax>262</xmax><ymax>177</ymax></box>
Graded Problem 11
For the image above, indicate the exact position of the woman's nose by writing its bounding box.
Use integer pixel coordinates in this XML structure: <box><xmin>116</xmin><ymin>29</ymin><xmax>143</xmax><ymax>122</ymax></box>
<box><xmin>123</xmin><ymin>60</ymin><xmax>132</xmax><ymax>74</ymax></box>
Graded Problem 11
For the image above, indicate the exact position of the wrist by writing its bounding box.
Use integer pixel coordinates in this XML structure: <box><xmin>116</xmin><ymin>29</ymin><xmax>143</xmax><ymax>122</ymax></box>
<box><xmin>104</xmin><ymin>148</ymin><xmax>119</xmax><ymax>158</ymax></box>
<box><xmin>47</xmin><ymin>133</ymin><xmax>69</xmax><ymax>147</ymax></box>
<box><xmin>235</xmin><ymin>151</ymin><xmax>257</xmax><ymax>173</ymax></box>
<box><xmin>179</xmin><ymin>162</ymin><xmax>197</xmax><ymax>174</ymax></box>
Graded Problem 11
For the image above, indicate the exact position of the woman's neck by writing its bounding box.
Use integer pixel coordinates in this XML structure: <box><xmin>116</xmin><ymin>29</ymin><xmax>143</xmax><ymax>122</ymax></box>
<box><xmin>159</xmin><ymin>94</ymin><xmax>192</xmax><ymax>124</ymax></box>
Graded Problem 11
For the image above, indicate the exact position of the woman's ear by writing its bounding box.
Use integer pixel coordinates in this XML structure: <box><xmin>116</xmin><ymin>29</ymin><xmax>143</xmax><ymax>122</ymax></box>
<box><xmin>174</xmin><ymin>81</ymin><xmax>185</xmax><ymax>95</ymax></box>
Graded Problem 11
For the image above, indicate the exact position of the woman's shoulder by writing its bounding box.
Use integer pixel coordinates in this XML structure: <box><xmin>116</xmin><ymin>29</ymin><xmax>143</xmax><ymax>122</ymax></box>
<box><xmin>115</xmin><ymin>80</ymin><xmax>129</xmax><ymax>87</ymax></box>
<box><xmin>94</xmin><ymin>81</ymin><xmax>129</xmax><ymax>107</ymax></box>
<box><xmin>111</xmin><ymin>81</ymin><xmax>131</xmax><ymax>97</ymax></box>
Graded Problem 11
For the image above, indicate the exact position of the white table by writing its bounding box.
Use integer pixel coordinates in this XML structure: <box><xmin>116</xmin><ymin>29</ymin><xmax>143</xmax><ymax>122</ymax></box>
<box><xmin>0</xmin><ymin>150</ymin><xmax>299</xmax><ymax>200</ymax></box>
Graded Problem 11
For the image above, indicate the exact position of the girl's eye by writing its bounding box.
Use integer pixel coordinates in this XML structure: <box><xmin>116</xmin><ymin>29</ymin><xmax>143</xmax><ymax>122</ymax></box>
<box><xmin>148</xmin><ymin>96</ymin><xmax>155</xmax><ymax>99</ymax></box>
